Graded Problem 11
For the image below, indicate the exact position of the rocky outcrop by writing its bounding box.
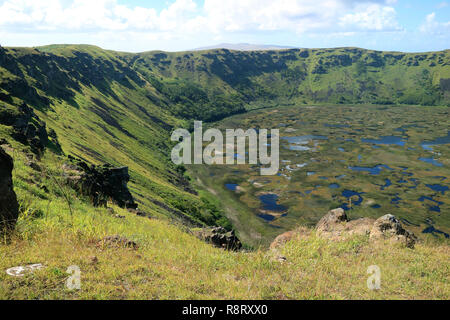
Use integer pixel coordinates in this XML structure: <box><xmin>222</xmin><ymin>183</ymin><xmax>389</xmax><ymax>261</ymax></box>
<box><xmin>316</xmin><ymin>209</ymin><xmax>416</xmax><ymax>247</ymax></box>
<box><xmin>194</xmin><ymin>227</ymin><xmax>242</xmax><ymax>251</ymax></box>
<box><xmin>63</xmin><ymin>157</ymin><xmax>137</xmax><ymax>209</ymax></box>
<box><xmin>270</xmin><ymin>209</ymin><xmax>417</xmax><ymax>249</ymax></box>
<box><xmin>370</xmin><ymin>214</ymin><xmax>417</xmax><ymax>248</ymax></box>
<box><xmin>0</xmin><ymin>147</ymin><xmax>19</xmax><ymax>233</ymax></box>
<box><xmin>316</xmin><ymin>208</ymin><xmax>348</xmax><ymax>233</ymax></box>
<box><xmin>316</xmin><ymin>208</ymin><xmax>374</xmax><ymax>240</ymax></box>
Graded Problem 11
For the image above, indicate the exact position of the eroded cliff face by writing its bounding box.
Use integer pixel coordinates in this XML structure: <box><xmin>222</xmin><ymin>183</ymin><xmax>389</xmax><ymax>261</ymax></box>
<box><xmin>0</xmin><ymin>147</ymin><xmax>19</xmax><ymax>234</ymax></box>
<box><xmin>0</xmin><ymin>102</ymin><xmax>48</xmax><ymax>156</ymax></box>
<box><xmin>62</xmin><ymin>157</ymin><xmax>137</xmax><ymax>209</ymax></box>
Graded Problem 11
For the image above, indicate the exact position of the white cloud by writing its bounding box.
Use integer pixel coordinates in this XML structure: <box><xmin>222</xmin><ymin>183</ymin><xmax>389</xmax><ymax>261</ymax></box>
<box><xmin>339</xmin><ymin>4</ymin><xmax>401</xmax><ymax>31</ymax></box>
<box><xmin>0</xmin><ymin>0</ymin><xmax>198</xmax><ymax>32</ymax></box>
<box><xmin>0</xmin><ymin>0</ymin><xmax>405</xmax><ymax>51</ymax></box>
<box><xmin>0</xmin><ymin>0</ymin><xmax>401</xmax><ymax>33</ymax></box>
<box><xmin>199</xmin><ymin>0</ymin><xmax>401</xmax><ymax>34</ymax></box>
<box><xmin>419</xmin><ymin>12</ymin><xmax>450</xmax><ymax>35</ymax></box>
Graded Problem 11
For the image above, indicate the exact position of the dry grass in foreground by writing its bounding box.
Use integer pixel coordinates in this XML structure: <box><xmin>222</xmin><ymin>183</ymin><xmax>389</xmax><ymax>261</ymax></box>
<box><xmin>0</xmin><ymin>204</ymin><xmax>448</xmax><ymax>300</ymax></box>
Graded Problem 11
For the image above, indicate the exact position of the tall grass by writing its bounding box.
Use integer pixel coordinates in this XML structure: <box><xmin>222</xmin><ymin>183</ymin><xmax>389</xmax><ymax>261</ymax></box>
<box><xmin>0</xmin><ymin>148</ymin><xmax>448</xmax><ymax>299</ymax></box>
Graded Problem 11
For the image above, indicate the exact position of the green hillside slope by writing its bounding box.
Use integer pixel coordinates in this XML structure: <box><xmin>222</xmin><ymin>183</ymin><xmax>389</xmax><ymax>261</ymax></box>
<box><xmin>129</xmin><ymin>47</ymin><xmax>450</xmax><ymax>109</ymax></box>
<box><xmin>0</xmin><ymin>44</ymin><xmax>231</xmax><ymax>228</ymax></box>
<box><xmin>1</xmin><ymin>44</ymin><xmax>450</xmax><ymax>231</ymax></box>
<box><xmin>0</xmin><ymin>44</ymin><xmax>449</xmax><ymax>300</ymax></box>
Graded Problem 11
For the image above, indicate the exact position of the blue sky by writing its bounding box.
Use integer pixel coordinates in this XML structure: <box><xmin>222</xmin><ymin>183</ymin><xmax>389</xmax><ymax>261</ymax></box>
<box><xmin>0</xmin><ymin>0</ymin><xmax>449</xmax><ymax>52</ymax></box>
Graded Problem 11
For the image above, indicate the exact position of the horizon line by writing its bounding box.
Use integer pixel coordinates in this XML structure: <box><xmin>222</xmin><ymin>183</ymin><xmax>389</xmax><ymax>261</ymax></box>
<box><xmin>1</xmin><ymin>43</ymin><xmax>449</xmax><ymax>55</ymax></box>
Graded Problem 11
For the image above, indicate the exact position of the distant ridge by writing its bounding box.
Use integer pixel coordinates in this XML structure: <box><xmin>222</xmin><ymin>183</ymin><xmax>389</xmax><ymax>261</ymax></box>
<box><xmin>192</xmin><ymin>43</ymin><xmax>298</xmax><ymax>51</ymax></box>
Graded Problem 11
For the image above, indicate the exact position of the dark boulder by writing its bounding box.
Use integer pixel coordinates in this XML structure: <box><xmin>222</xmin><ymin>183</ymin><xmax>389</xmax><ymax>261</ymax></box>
<box><xmin>63</xmin><ymin>158</ymin><xmax>137</xmax><ymax>209</ymax></box>
<box><xmin>194</xmin><ymin>227</ymin><xmax>242</xmax><ymax>251</ymax></box>
<box><xmin>0</xmin><ymin>147</ymin><xmax>19</xmax><ymax>233</ymax></box>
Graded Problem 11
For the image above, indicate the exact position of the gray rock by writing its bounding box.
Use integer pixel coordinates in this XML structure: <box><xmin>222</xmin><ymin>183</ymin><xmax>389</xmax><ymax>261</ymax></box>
<box><xmin>316</xmin><ymin>208</ymin><xmax>347</xmax><ymax>233</ymax></box>
<box><xmin>370</xmin><ymin>214</ymin><xmax>417</xmax><ymax>248</ymax></box>
<box><xmin>316</xmin><ymin>208</ymin><xmax>375</xmax><ymax>240</ymax></box>
<box><xmin>194</xmin><ymin>227</ymin><xmax>242</xmax><ymax>251</ymax></box>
